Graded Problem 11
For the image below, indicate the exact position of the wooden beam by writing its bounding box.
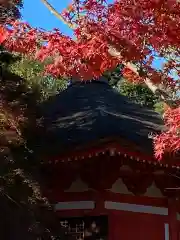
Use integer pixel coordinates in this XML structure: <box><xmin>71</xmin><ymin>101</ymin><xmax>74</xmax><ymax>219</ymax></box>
<box><xmin>168</xmin><ymin>197</ymin><xmax>178</xmax><ymax>240</ymax></box>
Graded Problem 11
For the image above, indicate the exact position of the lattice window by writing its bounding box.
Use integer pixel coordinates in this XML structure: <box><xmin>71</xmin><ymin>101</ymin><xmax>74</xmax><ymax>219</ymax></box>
<box><xmin>60</xmin><ymin>216</ymin><xmax>108</xmax><ymax>240</ymax></box>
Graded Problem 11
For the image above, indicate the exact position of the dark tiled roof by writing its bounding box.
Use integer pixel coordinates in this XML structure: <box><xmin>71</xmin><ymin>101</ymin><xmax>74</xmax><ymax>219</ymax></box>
<box><xmin>37</xmin><ymin>81</ymin><xmax>164</xmax><ymax>157</ymax></box>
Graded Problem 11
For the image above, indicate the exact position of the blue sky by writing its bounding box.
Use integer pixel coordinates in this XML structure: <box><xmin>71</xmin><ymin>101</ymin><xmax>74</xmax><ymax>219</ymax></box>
<box><xmin>21</xmin><ymin>0</ymin><xmax>114</xmax><ymax>35</ymax></box>
<box><xmin>21</xmin><ymin>0</ymin><xmax>73</xmax><ymax>36</ymax></box>
<box><xmin>21</xmin><ymin>0</ymin><xmax>165</xmax><ymax>70</ymax></box>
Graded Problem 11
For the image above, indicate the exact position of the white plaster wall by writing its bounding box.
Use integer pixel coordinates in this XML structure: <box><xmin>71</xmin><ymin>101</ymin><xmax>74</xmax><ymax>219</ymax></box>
<box><xmin>144</xmin><ymin>181</ymin><xmax>164</xmax><ymax>198</ymax></box>
<box><xmin>108</xmin><ymin>177</ymin><xmax>133</xmax><ymax>195</ymax></box>
<box><xmin>65</xmin><ymin>177</ymin><xmax>89</xmax><ymax>192</ymax></box>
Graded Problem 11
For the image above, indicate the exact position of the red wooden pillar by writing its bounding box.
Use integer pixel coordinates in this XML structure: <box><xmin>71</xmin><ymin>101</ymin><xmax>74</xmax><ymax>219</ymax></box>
<box><xmin>168</xmin><ymin>197</ymin><xmax>178</xmax><ymax>240</ymax></box>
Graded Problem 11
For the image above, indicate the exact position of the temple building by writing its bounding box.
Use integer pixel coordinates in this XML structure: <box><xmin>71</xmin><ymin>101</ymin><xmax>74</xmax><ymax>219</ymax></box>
<box><xmin>37</xmin><ymin>80</ymin><xmax>180</xmax><ymax>240</ymax></box>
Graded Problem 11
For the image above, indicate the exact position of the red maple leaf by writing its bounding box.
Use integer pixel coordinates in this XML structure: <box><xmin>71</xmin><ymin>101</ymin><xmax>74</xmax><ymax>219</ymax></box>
<box><xmin>0</xmin><ymin>26</ymin><xmax>8</xmax><ymax>44</ymax></box>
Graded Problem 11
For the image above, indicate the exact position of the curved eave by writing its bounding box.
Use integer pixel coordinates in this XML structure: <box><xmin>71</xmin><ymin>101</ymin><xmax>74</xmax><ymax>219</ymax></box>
<box><xmin>49</xmin><ymin>140</ymin><xmax>180</xmax><ymax>169</ymax></box>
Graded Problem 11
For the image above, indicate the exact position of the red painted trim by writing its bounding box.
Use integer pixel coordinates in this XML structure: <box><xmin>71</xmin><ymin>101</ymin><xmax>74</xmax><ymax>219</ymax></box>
<box><xmin>52</xmin><ymin>142</ymin><xmax>153</xmax><ymax>162</ymax></box>
<box><xmin>102</xmin><ymin>191</ymin><xmax>168</xmax><ymax>208</ymax></box>
<box><xmin>56</xmin><ymin>208</ymin><xmax>109</xmax><ymax>217</ymax></box>
<box><xmin>51</xmin><ymin>142</ymin><xmax>180</xmax><ymax>167</ymax></box>
<box><xmin>50</xmin><ymin>190</ymin><xmax>168</xmax><ymax>208</ymax></box>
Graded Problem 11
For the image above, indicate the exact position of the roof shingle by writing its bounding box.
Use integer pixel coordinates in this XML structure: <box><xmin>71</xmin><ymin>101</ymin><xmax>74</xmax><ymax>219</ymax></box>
<box><xmin>37</xmin><ymin>81</ymin><xmax>164</xmax><ymax>157</ymax></box>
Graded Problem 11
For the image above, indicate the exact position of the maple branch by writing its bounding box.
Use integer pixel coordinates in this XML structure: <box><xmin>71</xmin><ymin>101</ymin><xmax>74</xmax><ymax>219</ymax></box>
<box><xmin>40</xmin><ymin>0</ymin><xmax>75</xmax><ymax>29</ymax></box>
<box><xmin>108</xmin><ymin>45</ymin><xmax>176</xmax><ymax>107</ymax></box>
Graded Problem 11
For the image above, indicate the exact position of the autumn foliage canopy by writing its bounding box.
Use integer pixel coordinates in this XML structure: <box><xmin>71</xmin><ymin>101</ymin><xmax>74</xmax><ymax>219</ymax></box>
<box><xmin>0</xmin><ymin>0</ymin><xmax>179</xmax><ymax>159</ymax></box>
